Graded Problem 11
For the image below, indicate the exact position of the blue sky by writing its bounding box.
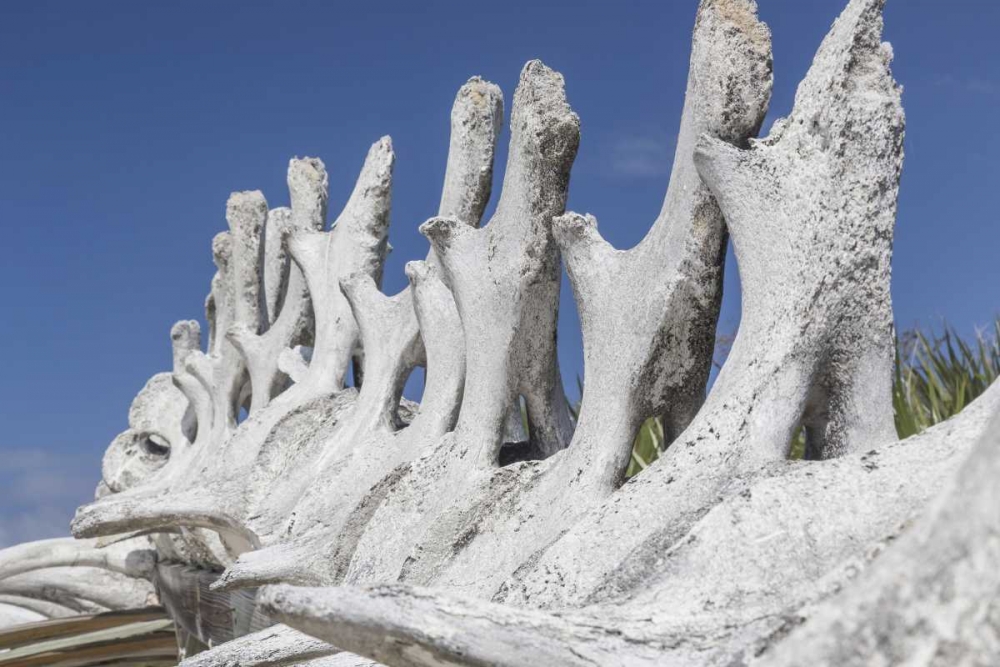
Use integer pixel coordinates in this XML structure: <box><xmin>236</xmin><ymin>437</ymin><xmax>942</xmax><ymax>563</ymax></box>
<box><xmin>1</xmin><ymin>0</ymin><xmax>998</xmax><ymax>547</ymax></box>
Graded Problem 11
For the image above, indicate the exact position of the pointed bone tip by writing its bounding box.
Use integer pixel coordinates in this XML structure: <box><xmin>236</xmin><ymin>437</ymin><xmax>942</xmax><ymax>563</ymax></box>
<box><xmin>511</xmin><ymin>60</ymin><xmax>580</xmax><ymax>153</ymax></box>
<box><xmin>371</xmin><ymin>135</ymin><xmax>394</xmax><ymax>159</ymax></box>
<box><xmin>460</xmin><ymin>75</ymin><xmax>502</xmax><ymax>96</ymax></box>
<box><xmin>352</xmin><ymin>137</ymin><xmax>395</xmax><ymax>193</ymax></box>
<box><xmin>520</xmin><ymin>58</ymin><xmax>558</xmax><ymax>83</ymax></box>
<box><xmin>170</xmin><ymin>320</ymin><xmax>200</xmax><ymax>342</ymax></box>
<box><xmin>552</xmin><ymin>211</ymin><xmax>597</xmax><ymax>244</ymax></box>
<box><xmin>210</xmin><ymin>558</ymin><xmax>298</xmax><ymax>592</ymax></box>
<box><xmin>208</xmin><ymin>570</ymin><xmax>240</xmax><ymax>592</ymax></box>
<box><xmin>698</xmin><ymin>0</ymin><xmax>770</xmax><ymax>40</ymax></box>
<box><xmin>288</xmin><ymin>157</ymin><xmax>330</xmax><ymax>195</ymax></box>
<box><xmin>226</xmin><ymin>190</ymin><xmax>269</xmax><ymax>219</ymax></box>
<box><xmin>517</xmin><ymin>59</ymin><xmax>565</xmax><ymax>100</ymax></box>
<box><xmin>211</xmin><ymin>231</ymin><xmax>232</xmax><ymax>266</ymax></box>
<box><xmin>820</xmin><ymin>0</ymin><xmax>890</xmax><ymax>68</ymax></box>
<box><xmin>456</xmin><ymin>76</ymin><xmax>504</xmax><ymax>115</ymax></box>
<box><xmin>289</xmin><ymin>155</ymin><xmax>328</xmax><ymax>178</ymax></box>
<box><xmin>419</xmin><ymin>216</ymin><xmax>468</xmax><ymax>249</ymax></box>
<box><xmin>69</xmin><ymin>505</ymin><xmax>101</xmax><ymax>538</ymax></box>
<box><xmin>404</xmin><ymin>260</ymin><xmax>430</xmax><ymax>284</ymax></box>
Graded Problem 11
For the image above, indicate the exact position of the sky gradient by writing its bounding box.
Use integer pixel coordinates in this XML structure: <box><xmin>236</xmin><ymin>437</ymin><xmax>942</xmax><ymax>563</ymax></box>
<box><xmin>1</xmin><ymin>0</ymin><xmax>998</xmax><ymax>546</ymax></box>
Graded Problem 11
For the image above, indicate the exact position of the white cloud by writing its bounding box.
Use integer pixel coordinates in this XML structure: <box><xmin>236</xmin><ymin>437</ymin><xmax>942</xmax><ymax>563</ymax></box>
<box><xmin>0</xmin><ymin>447</ymin><xmax>99</xmax><ymax>548</ymax></box>
<box><xmin>608</xmin><ymin>131</ymin><xmax>675</xmax><ymax>178</ymax></box>
<box><xmin>933</xmin><ymin>74</ymin><xmax>999</xmax><ymax>97</ymax></box>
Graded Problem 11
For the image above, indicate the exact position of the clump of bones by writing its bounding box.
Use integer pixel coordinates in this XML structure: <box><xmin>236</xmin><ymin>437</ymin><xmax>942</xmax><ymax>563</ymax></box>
<box><xmin>2</xmin><ymin>1</ymin><xmax>997</xmax><ymax>665</ymax></box>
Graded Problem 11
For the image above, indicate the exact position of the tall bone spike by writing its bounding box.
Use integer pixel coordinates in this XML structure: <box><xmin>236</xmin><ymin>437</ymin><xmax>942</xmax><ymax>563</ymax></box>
<box><xmin>507</xmin><ymin>0</ymin><xmax>905</xmax><ymax>610</ymax></box>
<box><xmin>160</xmin><ymin>78</ymin><xmax>504</xmax><ymax>667</ymax></box>
<box><xmin>385</xmin><ymin>0</ymin><xmax>773</xmax><ymax>595</ymax></box>
<box><xmin>230</xmin><ymin>158</ymin><xmax>328</xmax><ymax>414</ymax></box>
<box><xmin>343</xmin><ymin>60</ymin><xmax>578</xmax><ymax>590</ymax></box>
<box><xmin>287</xmin><ymin>138</ymin><xmax>393</xmax><ymax>397</ymax></box>
<box><xmin>206</xmin><ymin>77</ymin><xmax>503</xmax><ymax>594</ymax></box>
<box><xmin>422</xmin><ymin>59</ymin><xmax>578</xmax><ymax>460</ymax></box>
<box><xmin>560</xmin><ymin>0</ymin><xmax>771</xmax><ymax>465</ymax></box>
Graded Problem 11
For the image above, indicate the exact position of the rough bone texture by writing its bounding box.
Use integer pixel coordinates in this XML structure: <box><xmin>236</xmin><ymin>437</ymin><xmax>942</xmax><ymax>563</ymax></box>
<box><xmin>0</xmin><ymin>0</ymin><xmax>983</xmax><ymax>664</ymax></box>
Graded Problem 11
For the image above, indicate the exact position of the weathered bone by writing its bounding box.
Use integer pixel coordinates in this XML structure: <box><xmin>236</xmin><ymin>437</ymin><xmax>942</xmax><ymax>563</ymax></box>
<box><xmin>72</xmin><ymin>142</ymin><xmax>394</xmax><ymax>560</ymax></box>
<box><xmin>0</xmin><ymin>567</ymin><xmax>155</xmax><ymax>613</ymax></box>
<box><xmin>383</xmin><ymin>0</ymin><xmax>773</xmax><ymax>597</ymax></box>
<box><xmin>245</xmin><ymin>3</ymin><xmax>915</xmax><ymax>665</ymax></box>
<box><xmin>179</xmin><ymin>625</ymin><xmax>333</xmax><ymax>667</ymax></box>
<box><xmin>23</xmin><ymin>0</ymin><xmax>994</xmax><ymax>663</ymax></box>
<box><xmin>507</xmin><ymin>0</ymin><xmax>905</xmax><ymax>610</ymax></box>
<box><xmin>100</xmin><ymin>372</ymin><xmax>189</xmax><ymax>494</ymax></box>
<box><xmin>260</xmin><ymin>381</ymin><xmax>1000</xmax><ymax>667</ymax></box>
<box><xmin>0</xmin><ymin>604</ymin><xmax>45</xmax><ymax>628</ymax></box>
<box><xmin>229</xmin><ymin>162</ymin><xmax>328</xmax><ymax>414</ymax></box>
<box><xmin>209</xmin><ymin>77</ymin><xmax>503</xmax><ymax>593</ymax></box>
<box><xmin>344</xmin><ymin>59</ymin><xmax>580</xmax><ymax>594</ymax></box>
<box><xmin>0</xmin><ymin>595</ymin><xmax>79</xmax><ymax>620</ymax></box>
<box><xmin>0</xmin><ymin>536</ymin><xmax>155</xmax><ymax>582</ymax></box>
<box><xmin>757</xmin><ymin>402</ymin><xmax>1000</xmax><ymax>665</ymax></box>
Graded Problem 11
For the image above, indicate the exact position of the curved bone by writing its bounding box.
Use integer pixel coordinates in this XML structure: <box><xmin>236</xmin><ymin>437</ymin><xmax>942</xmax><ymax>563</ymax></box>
<box><xmin>209</xmin><ymin>77</ymin><xmax>502</xmax><ymax>592</ymax></box>
<box><xmin>0</xmin><ymin>537</ymin><xmax>155</xmax><ymax>582</ymax></box>
<box><xmin>389</xmin><ymin>0</ymin><xmax>773</xmax><ymax>596</ymax></box>
<box><xmin>0</xmin><ymin>568</ymin><xmax>155</xmax><ymax>612</ymax></box>
<box><xmin>509</xmin><ymin>0</ymin><xmax>905</xmax><ymax>610</ymax></box>
<box><xmin>0</xmin><ymin>603</ymin><xmax>45</xmax><ymax>628</ymax></box>
<box><xmin>0</xmin><ymin>595</ymin><xmax>79</xmax><ymax>620</ymax></box>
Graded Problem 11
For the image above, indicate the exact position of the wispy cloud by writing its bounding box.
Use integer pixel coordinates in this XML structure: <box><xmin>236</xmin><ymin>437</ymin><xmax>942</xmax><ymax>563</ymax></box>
<box><xmin>607</xmin><ymin>131</ymin><xmax>675</xmax><ymax>178</ymax></box>
<box><xmin>933</xmin><ymin>74</ymin><xmax>999</xmax><ymax>97</ymax></box>
<box><xmin>0</xmin><ymin>447</ymin><xmax>99</xmax><ymax>548</ymax></box>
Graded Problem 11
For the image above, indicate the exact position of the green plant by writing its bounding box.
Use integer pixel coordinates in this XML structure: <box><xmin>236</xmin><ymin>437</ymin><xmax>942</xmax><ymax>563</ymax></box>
<box><xmin>619</xmin><ymin>319</ymin><xmax>1000</xmax><ymax>475</ymax></box>
<box><xmin>893</xmin><ymin>319</ymin><xmax>1000</xmax><ymax>439</ymax></box>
